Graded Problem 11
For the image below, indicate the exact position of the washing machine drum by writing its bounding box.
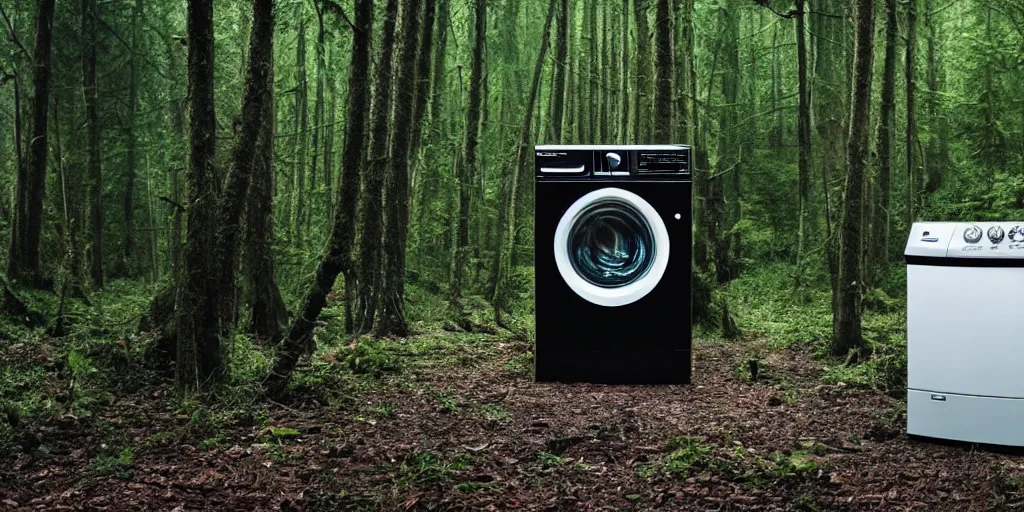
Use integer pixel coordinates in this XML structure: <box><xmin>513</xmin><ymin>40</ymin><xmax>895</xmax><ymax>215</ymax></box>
<box><xmin>554</xmin><ymin>187</ymin><xmax>670</xmax><ymax>307</ymax></box>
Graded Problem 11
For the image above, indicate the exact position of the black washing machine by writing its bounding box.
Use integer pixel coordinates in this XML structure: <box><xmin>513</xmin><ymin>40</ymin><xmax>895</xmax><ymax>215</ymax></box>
<box><xmin>534</xmin><ymin>145</ymin><xmax>692</xmax><ymax>384</ymax></box>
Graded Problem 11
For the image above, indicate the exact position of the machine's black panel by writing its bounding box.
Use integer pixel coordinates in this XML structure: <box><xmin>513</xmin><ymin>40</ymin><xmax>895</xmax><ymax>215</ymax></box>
<box><xmin>635</xmin><ymin>148</ymin><xmax>691</xmax><ymax>175</ymax></box>
<box><xmin>534</xmin><ymin>175</ymin><xmax>692</xmax><ymax>384</ymax></box>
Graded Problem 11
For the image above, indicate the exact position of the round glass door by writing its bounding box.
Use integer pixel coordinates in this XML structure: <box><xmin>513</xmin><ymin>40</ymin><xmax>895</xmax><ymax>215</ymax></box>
<box><xmin>553</xmin><ymin>187</ymin><xmax>670</xmax><ymax>307</ymax></box>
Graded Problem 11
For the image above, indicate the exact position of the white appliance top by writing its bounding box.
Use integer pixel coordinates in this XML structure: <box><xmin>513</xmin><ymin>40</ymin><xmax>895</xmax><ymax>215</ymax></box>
<box><xmin>535</xmin><ymin>144</ymin><xmax>690</xmax><ymax>151</ymax></box>
<box><xmin>906</xmin><ymin>221</ymin><xmax>1024</xmax><ymax>258</ymax></box>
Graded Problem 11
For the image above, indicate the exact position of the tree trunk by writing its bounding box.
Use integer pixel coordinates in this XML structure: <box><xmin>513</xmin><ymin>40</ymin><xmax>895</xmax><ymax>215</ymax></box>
<box><xmin>494</xmin><ymin>0</ymin><xmax>557</xmax><ymax>327</ymax></box>
<box><xmin>795</xmin><ymin>0</ymin><xmax>811</xmax><ymax>275</ymax></box>
<box><xmin>8</xmin><ymin>0</ymin><xmax>54</xmax><ymax>287</ymax></box>
<box><xmin>833</xmin><ymin>0</ymin><xmax>874</xmax><ymax>359</ymax></box>
<box><xmin>451</xmin><ymin>0</ymin><xmax>486</xmax><ymax>305</ymax></box>
<box><xmin>83</xmin><ymin>0</ymin><xmax>104</xmax><ymax>289</ymax></box>
<box><xmin>177</xmin><ymin>0</ymin><xmax>221</xmax><ymax>392</ymax></box>
<box><xmin>239</xmin><ymin>0</ymin><xmax>285</xmax><ymax>343</ymax></box>
<box><xmin>550</xmin><ymin>0</ymin><xmax>568</xmax><ymax>142</ymax></box>
<box><xmin>356</xmin><ymin>0</ymin><xmax>400</xmax><ymax>333</ymax></box>
<box><xmin>905</xmin><ymin>0</ymin><xmax>917</xmax><ymax>228</ymax></box>
<box><xmin>632</xmin><ymin>0</ymin><xmax>650</xmax><ymax>141</ymax></box>
<box><xmin>123</xmin><ymin>0</ymin><xmax>143</xmax><ymax>277</ymax></box>
<box><xmin>652</xmin><ymin>0</ymin><xmax>672</xmax><ymax>143</ymax></box>
<box><xmin>290</xmin><ymin>6</ymin><xmax>308</xmax><ymax>243</ymax></box>
<box><xmin>922</xmin><ymin>0</ymin><xmax>945</xmax><ymax>193</ymax></box>
<box><xmin>715</xmin><ymin>0</ymin><xmax>740</xmax><ymax>284</ymax></box>
<box><xmin>811</xmin><ymin>0</ymin><xmax>843</xmax><ymax>321</ymax></box>
<box><xmin>266</xmin><ymin>0</ymin><xmax>374</xmax><ymax>395</ymax></box>
<box><xmin>310</xmin><ymin>2</ymin><xmax>326</xmax><ymax>202</ymax></box>
<box><xmin>214</xmin><ymin>0</ymin><xmax>276</xmax><ymax>340</ymax></box>
<box><xmin>873</xmin><ymin>0</ymin><xmax>897</xmax><ymax>278</ymax></box>
<box><xmin>377</xmin><ymin>0</ymin><xmax>424</xmax><ymax>337</ymax></box>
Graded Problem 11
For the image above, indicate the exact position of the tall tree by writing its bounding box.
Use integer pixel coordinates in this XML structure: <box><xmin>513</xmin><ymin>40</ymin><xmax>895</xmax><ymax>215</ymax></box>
<box><xmin>266</xmin><ymin>0</ymin><xmax>373</xmax><ymax>395</ymax></box>
<box><xmin>795</xmin><ymin>0</ymin><xmax>811</xmax><ymax>272</ymax></box>
<box><xmin>177</xmin><ymin>0</ymin><xmax>221</xmax><ymax>391</ymax></box>
<box><xmin>922</xmin><ymin>0</ymin><xmax>946</xmax><ymax>193</ymax></box>
<box><xmin>549</xmin><ymin>0</ymin><xmax>568</xmax><ymax>142</ymax></box>
<box><xmin>873</xmin><ymin>0</ymin><xmax>897</xmax><ymax>274</ymax></box>
<box><xmin>494</xmin><ymin>0</ymin><xmax>557</xmax><ymax>326</ymax></box>
<box><xmin>290</xmin><ymin>4</ymin><xmax>309</xmax><ymax>242</ymax></box>
<box><xmin>833</xmin><ymin>0</ymin><xmax>875</xmax><ymax>358</ymax></box>
<box><xmin>905</xmin><ymin>0</ymin><xmax>918</xmax><ymax>227</ymax></box>
<box><xmin>715</xmin><ymin>0</ymin><xmax>740</xmax><ymax>283</ymax></box>
<box><xmin>451</xmin><ymin>0</ymin><xmax>486</xmax><ymax>305</ymax></box>
<box><xmin>244</xmin><ymin>51</ymin><xmax>287</xmax><ymax>343</ymax></box>
<box><xmin>378</xmin><ymin>0</ymin><xmax>424</xmax><ymax>337</ymax></box>
<box><xmin>83</xmin><ymin>0</ymin><xmax>103</xmax><ymax>289</ymax></box>
<box><xmin>122</xmin><ymin>0</ymin><xmax>144</xmax><ymax>277</ymax></box>
<box><xmin>632</xmin><ymin>0</ymin><xmax>651</xmax><ymax>141</ymax></box>
<box><xmin>356</xmin><ymin>0</ymin><xmax>399</xmax><ymax>332</ymax></box>
<box><xmin>8</xmin><ymin>0</ymin><xmax>55</xmax><ymax>287</ymax></box>
<box><xmin>652</xmin><ymin>0</ymin><xmax>672</xmax><ymax>142</ymax></box>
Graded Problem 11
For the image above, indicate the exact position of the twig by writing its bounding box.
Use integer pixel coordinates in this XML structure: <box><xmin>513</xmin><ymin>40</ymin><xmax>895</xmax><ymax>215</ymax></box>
<box><xmin>158</xmin><ymin>196</ymin><xmax>185</xmax><ymax>212</ymax></box>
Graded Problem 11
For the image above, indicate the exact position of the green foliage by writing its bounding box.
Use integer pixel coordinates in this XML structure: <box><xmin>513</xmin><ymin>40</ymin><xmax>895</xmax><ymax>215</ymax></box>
<box><xmin>394</xmin><ymin>451</ymin><xmax>473</xmax><ymax>490</ymax></box>
<box><xmin>344</xmin><ymin>339</ymin><xmax>404</xmax><ymax>376</ymax></box>
<box><xmin>476</xmin><ymin>404</ymin><xmax>511</xmax><ymax>422</ymax></box>
<box><xmin>537</xmin><ymin>451</ymin><xmax>567</xmax><ymax>468</ymax></box>
<box><xmin>90</xmin><ymin>447</ymin><xmax>134</xmax><ymax>479</ymax></box>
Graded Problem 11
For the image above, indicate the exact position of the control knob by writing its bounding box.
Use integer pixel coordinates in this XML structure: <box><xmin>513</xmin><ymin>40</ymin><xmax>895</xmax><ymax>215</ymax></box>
<box><xmin>605</xmin><ymin>152</ymin><xmax>622</xmax><ymax>170</ymax></box>
<box><xmin>1010</xmin><ymin>226</ymin><xmax>1024</xmax><ymax>243</ymax></box>
<box><xmin>963</xmin><ymin>225</ymin><xmax>983</xmax><ymax>244</ymax></box>
<box><xmin>988</xmin><ymin>225</ymin><xmax>1005</xmax><ymax>244</ymax></box>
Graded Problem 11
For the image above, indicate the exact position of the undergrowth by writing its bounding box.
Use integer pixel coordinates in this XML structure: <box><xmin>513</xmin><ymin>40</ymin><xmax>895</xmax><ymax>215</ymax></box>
<box><xmin>731</xmin><ymin>262</ymin><xmax>908</xmax><ymax>394</ymax></box>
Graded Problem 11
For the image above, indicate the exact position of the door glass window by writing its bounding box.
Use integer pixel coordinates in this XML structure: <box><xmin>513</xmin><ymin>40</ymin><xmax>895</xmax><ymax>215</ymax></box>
<box><xmin>567</xmin><ymin>199</ymin><xmax>656</xmax><ymax>288</ymax></box>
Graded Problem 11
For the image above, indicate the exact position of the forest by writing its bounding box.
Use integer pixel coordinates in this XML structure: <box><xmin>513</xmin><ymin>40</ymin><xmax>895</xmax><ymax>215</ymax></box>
<box><xmin>2</xmin><ymin>0</ymin><xmax>1024</xmax><ymax>509</ymax></box>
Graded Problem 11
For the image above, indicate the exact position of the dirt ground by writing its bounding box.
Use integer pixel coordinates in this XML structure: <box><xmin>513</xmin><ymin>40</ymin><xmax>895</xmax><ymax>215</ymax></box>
<box><xmin>3</xmin><ymin>335</ymin><xmax>1024</xmax><ymax>511</ymax></box>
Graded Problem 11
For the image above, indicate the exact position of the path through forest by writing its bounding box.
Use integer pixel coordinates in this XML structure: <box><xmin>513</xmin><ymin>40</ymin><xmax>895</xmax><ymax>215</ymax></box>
<box><xmin>3</xmin><ymin>334</ymin><xmax>1023</xmax><ymax>511</ymax></box>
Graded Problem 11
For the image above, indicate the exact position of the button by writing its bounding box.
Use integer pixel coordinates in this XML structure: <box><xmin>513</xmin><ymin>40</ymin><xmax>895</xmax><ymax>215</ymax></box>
<box><xmin>988</xmin><ymin>226</ymin><xmax>1005</xmax><ymax>244</ymax></box>
<box><xmin>963</xmin><ymin>225</ymin><xmax>983</xmax><ymax>244</ymax></box>
<box><xmin>605</xmin><ymin>152</ymin><xmax>622</xmax><ymax>170</ymax></box>
<box><xmin>1010</xmin><ymin>226</ymin><xmax>1024</xmax><ymax>243</ymax></box>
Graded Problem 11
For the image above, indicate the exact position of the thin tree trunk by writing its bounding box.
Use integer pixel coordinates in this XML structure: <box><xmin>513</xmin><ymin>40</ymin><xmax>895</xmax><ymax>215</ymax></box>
<box><xmin>8</xmin><ymin>0</ymin><xmax>55</xmax><ymax>287</ymax></box>
<box><xmin>873</xmin><ymin>0</ymin><xmax>897</xmax><ymax>277</ymax></box>
<box><xmin>795</xmin><ymin>0</ymin><xmax>811</xmax><ymax>277</ymax></box>
<box><xmin>83</xmin><ymin>0</ymin><xmax>104</xmax><ymax>289</ymax></box>
<box><xmin>905</xmin><ymin>0</ymin><xmax>917</xmax><ymax>227</ymax></box>
<box><xmin>266</xmin><ymin>0</ymin><xmax>374</xmax><ymax>395</ymax></box>
<box><xmin>620</xmin><ymin>0</ymin><xmax>630</xmax><ymax>141</ymax></box>
<box><xmin>494</xmin><ymin>0</ymin><xmax>557</xmax><ymax>327</ymax></box>
<box><xmin>310</xmin><ymin>2</ymin><xmax>326</xmax><ymax>198</ymax></box>
<box><xmin>123</xmin><ymin>0</ymin><xmax>143</xmax><ymax>277</ymax></box>
<box><xmin>356</xmin><ymin>0</ymin><xmax>400</xmax><ymax>333</ymax></box>
<box><xmin>652</xmin><ymin>0</ymin><xmax>672</xmax><ymax>143</ymax></box>
<box><xmin>451</xmin><ymin>0</ymin><xmax>486</xmax><ymax>306</ymax></box>
<box><xmin>833</xmin><ymin>0</ymin><xmax>874</xmax><ymax>359</ymax></box>
<box><xmin>291</xmin><ymin>6</ymin><xmax>308</xmax><ymax>243</ymax></box>
<box><xmin>550</xmin><ymin>0</ymin><xmax>568</xmax><ymax>142</ymax></box>
<box><xmin>715</xmin><ymin>0</ymin><xmax>740</xmax><ymax>284</ymax></box>
<box><xmin>632</xmin><ymin>0</ymin><xmax>650</xmax><ymax>141</ymax></box>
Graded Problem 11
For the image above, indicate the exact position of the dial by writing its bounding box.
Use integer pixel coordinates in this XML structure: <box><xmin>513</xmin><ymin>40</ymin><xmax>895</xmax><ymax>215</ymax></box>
<box><xmin>963</xmin><ymin>225</ymin><xmax>983</xmax><ymax>244</ymax></box>
<box><xmin>988</xmin><ymin>225</ymin><xmax>1005</xmax><ymax>244</ymax></box>
<box><xmin>1010</xmin><ymin>226</ymin><xmax>1024</xmax><ymax>243</ymax></box>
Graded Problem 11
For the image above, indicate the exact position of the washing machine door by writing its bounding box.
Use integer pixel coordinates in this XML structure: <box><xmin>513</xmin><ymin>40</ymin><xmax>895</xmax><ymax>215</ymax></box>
<box><xmin>553</xmin><ymin>187</ymin><xmax>670</xmax><ymax>307</ymax></box>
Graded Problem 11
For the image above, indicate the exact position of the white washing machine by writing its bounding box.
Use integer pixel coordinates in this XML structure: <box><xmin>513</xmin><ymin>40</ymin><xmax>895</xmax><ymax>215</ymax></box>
<box><xmin>905</xmin><ymin>221</ymin><xmax>1024</xmax><ymax>446</ymax></box>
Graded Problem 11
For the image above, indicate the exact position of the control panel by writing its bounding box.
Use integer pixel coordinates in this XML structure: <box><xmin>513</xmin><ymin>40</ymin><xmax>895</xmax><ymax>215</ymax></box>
<box><xmin>535</xmin><ymin>145</ymin><xmax>691</xmax><ymax>180</ymax></box>
<box><xmin>907</xmin><ymin>222</ymin><xmax>1024</xmax><ymax>259</ymax></box>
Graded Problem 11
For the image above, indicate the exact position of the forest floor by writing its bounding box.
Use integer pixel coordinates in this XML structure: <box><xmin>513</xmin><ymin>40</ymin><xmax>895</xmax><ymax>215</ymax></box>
<box><xmin>4</xmin><ymin>323</ymin><xmax>1024</xmax><ymax>511</ymax></box>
